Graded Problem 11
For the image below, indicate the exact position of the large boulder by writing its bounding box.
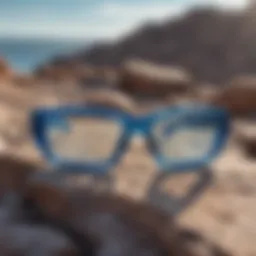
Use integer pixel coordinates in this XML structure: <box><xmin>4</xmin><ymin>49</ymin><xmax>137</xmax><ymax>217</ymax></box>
<box><xmin>212</xmin><ymin>76</ymin><xmax>256</xmax><ymax>116</ymax></box>
<box><xmin>118</xmin><ymin>59</ymin><xmax>193</xmax><ymax>98</ymax></box>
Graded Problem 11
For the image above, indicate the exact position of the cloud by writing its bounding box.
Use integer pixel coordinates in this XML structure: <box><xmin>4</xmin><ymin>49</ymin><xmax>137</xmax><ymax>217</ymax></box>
<box><xmin>100</xmin><ymin>0</ymin><xmax>248</xmax><ymax>21</ymax></box>
<box><xmin>0</xmin><ymin>0</ymin><xmax>249</xmax><ymax>39</ymax></box>
<box><xmin>0</xmin><ymin>23</ymin><xmax>116</xmax><ymax>40</ymax></box>
<box><xmin>198</xmin><ymin>0</ymin><xmax>248</xmax><ymax>9</ymax></box>
<box><xmin>92</xmin><ymin>2</ymin><xmax>186</xmax><ymax>38</ymax></box>
<box><xmin>0</xmin><ymin>2</ymin><xmax>186</xmax><ymax>39</ymax></box>
<box><xmin>99</xmin><ymin>2</ymin><xmax>185</xmax><ymax>20</ymax></box>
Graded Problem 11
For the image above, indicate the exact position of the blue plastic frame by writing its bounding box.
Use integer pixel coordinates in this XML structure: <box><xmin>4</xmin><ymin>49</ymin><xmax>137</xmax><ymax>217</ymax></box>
<box><xmin>31</xmin><ymin>103</ymin><xmax>230</xmax><ymax>175</ymax></box>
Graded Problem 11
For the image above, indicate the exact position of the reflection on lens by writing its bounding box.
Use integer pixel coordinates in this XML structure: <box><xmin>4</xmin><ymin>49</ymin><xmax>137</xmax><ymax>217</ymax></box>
<box><xmin>153</xmin><ymin>121</ymin><xmax>216</xmax><ymax>161</ymax></box>
<box><xmin>48</xmin><ymin>116</ymin><xmax>122</xmax><ymax>162</ymax></box>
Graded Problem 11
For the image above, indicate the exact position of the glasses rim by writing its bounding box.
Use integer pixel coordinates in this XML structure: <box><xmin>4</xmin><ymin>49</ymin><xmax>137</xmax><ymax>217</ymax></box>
<box><xmin>31</xmin><ymin>103</ymin><xmax>230</xmax><ymax>174</ymax></box>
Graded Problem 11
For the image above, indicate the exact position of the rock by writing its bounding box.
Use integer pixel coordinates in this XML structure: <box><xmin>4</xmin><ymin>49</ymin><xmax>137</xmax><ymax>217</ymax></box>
<box><xmin>0</xmin><ymin>155</ymin><xmax>38</xmax><ymax>196</ymax></box>
<box><xmin>93</xmin><ymin>67</ymin><xmax>118</xmax><ymax>82</ymax></box>
<box><xmin>0</xmin><ymin>58</ymin><xmax>13</xmax><ymax>81</ymax></box>
<box><xmin>35</xmin><ymin>60</ymin><xmax>92</xmax><ymax>83</ymax></box>
<box><xmin>23</xmin><ymin>180</ymin><xmax>232</xmax><ymax>256</ymax></box>
<box><xmin>164</xmin><ymin>85</ymin><xmax>221</xmax><ymax>106</ymax></box>
<box><xmin>118</xmin><ymin>59</ymin><xmax>192</xmax><ymax>98</ymax></box>
<box><xmin>12</xmin><ymin>74</ymin><xmax>36</xmax><ymax>87</ymax></box>
<box><xmin>79</xmin><ymin>66</ymin><xmax>118</xmax><ymax>90</ymax></box>
<box><xmin>84</xmin><ymin>89</ymin><xmax>136</xmax><ymax>113</ymax></box>
<box><xmin>193</xmin><ymin>85</ymin><xmax>221</xmax><ymax>103</ymax></box>
<box><xmin>212</xmin><ymin>76</ymin><xmax>256</xmax><ymax>116</ymax></box>
<box><xmin>234</xmin><ymin>120</ymin><xmax>256</xmax><ymax>158</ymax></box>
<box><xmin>35</xmin><ymin>62</ymin><xmax>118</xmax><ymax>91</ymax></box>
<box><xmin>35</xmin><ymin>65</ymin><xmax>76</xmax><ymax>83</ymax></box>
<box><xmin>77</xmin><ymin>66</ymin><xmax>97</xmax><ymax>80</ymax></box>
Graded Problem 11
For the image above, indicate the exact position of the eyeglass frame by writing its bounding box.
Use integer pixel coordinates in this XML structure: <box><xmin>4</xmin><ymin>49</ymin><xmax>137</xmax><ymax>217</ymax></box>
<box><xmin>30</xmin><ymin>103</ymin><xmax>230</xmax><ymax>175</ymax></box>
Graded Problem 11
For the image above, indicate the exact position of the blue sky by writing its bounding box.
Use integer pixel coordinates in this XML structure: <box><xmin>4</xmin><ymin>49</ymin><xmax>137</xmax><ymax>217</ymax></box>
<box><xmin>0</xmin><ymin>0</ymin><xmax>248</xmax><ymax>40</ymax></box>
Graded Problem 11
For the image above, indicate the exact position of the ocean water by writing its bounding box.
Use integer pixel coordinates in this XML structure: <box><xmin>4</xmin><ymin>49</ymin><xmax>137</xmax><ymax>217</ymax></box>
<box><xmin>0</xmin><ymin>38</ymin><xmax>89</xmax><ymax>73</ymax></box>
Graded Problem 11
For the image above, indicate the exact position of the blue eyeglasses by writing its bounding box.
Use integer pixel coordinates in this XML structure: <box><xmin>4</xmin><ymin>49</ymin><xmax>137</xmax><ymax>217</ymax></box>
<box><xmin>30</xmin><ymin>103</ymin><xmax>230</xmax><ymax>175</ymax></box>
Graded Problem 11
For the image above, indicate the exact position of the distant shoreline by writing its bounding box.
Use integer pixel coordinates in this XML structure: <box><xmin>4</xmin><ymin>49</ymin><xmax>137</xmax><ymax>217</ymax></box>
<box><xmin>0</xmin><ymin>37</ymin><xmax>91</xmax><ymax>72</ymax></box>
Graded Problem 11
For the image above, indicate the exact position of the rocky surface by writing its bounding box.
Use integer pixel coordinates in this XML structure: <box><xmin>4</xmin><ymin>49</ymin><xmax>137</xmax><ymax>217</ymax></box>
<box><xmin>0</xmin><ymin>78</ymin><xmax>254</xmax><ymax>254</ymax></box>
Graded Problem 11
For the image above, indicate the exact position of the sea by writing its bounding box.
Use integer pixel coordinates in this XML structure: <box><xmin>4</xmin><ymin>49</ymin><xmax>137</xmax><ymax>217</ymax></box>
<box><xmin>0</xmin><ymin>37</ymin><xmax>90</xmax><ymax>73</ymax></box>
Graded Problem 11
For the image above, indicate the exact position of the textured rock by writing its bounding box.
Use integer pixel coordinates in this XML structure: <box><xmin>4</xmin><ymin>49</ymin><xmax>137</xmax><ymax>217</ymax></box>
<box><xmin>35</xmin><ymin>65</ymin><xmax>78</xmax><ymax>82</ymax></box>
<box><xmin>233</xmin><ymin>120</ymin><xmax>256</xmax><ymax>158</ymax></box>
<box><xmin>23</xmin><ymin>180</ymin><xmax>231</xmax><ymax>256</ymax></box>
<box><xmin>84</xmin><ymin>89</ymin><xmax>136</xmax><ymax>113</ymax></box>
<box><xmin>0</xmin><ymin>58</ymin><xmax>12</xmax><ymax>81</ymax></box>
<box><xmin>212</xmin><ymin>76</ymin><xmax>256</xmax><ymax>116</ymax></box>
<box><xmin>12</xmin><ymin>74</ymin><xmax>36</xmax><ymax>87</ymax></box>
<box><xmin>119</xmin><ymin>59</ymin><xmax>192</xmax><ymax>98</ymax></box>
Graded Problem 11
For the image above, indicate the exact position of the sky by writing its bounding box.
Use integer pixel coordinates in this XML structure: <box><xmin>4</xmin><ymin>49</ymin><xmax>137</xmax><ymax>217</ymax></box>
<box><xmin>0</xmin><ymin>0</ymin><xmax>249</xmax><ymax>40</ymax></box>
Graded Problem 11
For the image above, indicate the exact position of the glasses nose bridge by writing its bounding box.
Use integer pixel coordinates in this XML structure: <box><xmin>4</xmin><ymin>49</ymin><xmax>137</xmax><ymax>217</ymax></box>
<box><xmin>131</xmin><ymin>116</ymin><xmax>151</xmax><ymax>136</ymax></box>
